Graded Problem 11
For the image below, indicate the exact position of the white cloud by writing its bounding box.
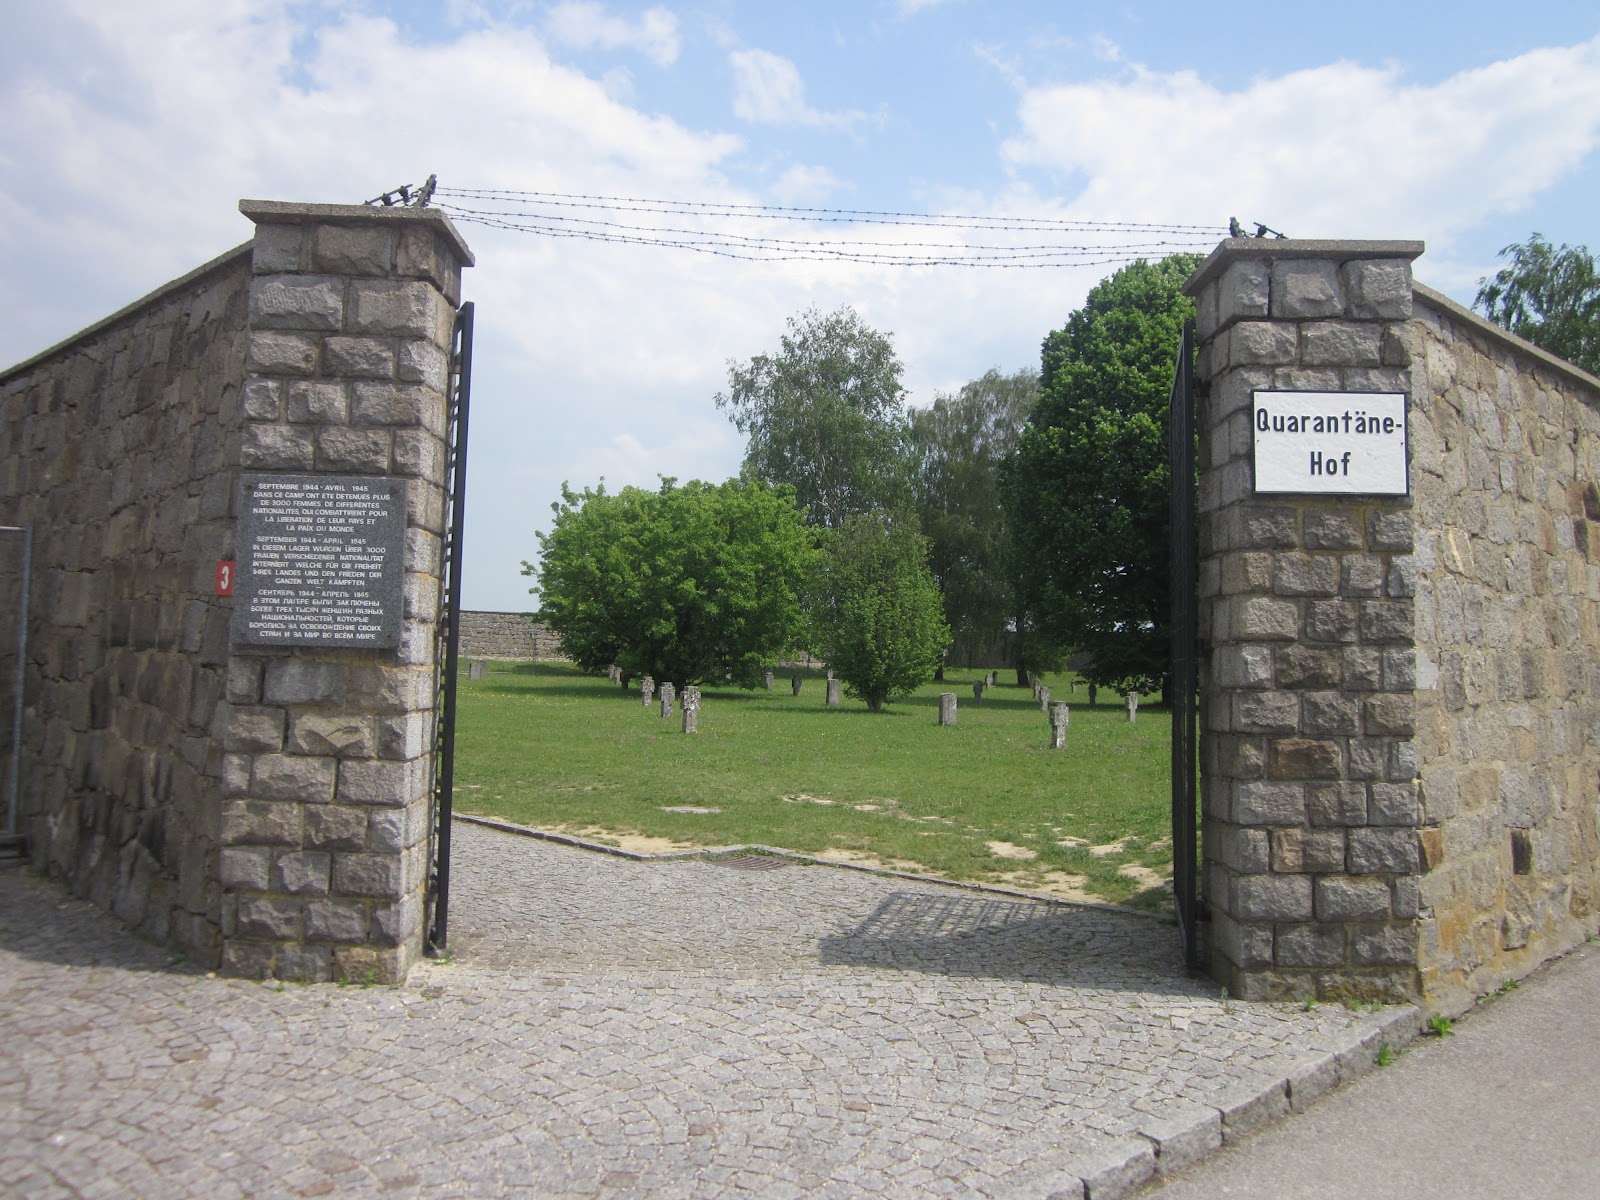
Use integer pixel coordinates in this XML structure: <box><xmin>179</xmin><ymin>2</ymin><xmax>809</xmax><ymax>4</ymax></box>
<box><xmin>771</xmin><ymin>163</ymin><xmax>847</xmax><ymax>204</ymax></box>
<box><xmin>543</xmin><ymin>2</ymin><xmax>680</xmax><ymax>67</ymax></box>
<box><xmin>1002</xmin><ymin>37</ymin><xmax>1600</xmax><ymax>248</ymax></box>
<box><xmin>897</xmin><ymin>0</ymin><xmax>959</xmax><ymax>14</ymax></box>
<box><xmin>729</xmin><ymin>48</ymin><xmax>864</xmax><ymax>129</ymax></box>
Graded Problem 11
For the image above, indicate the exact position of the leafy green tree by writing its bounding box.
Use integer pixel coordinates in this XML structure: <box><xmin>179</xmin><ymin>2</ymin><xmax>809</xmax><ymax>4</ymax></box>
<box><xmin>1474</xmin><ymin>234</ymin><xmax>1600</xmax><ymax>375</ymax></box>
<box><xmin>809</xmin><ymin>512</ymin><xmax>949</xmax><ymax>712</ymax></box>
<box><xmin>525</xmin><ymin>476</ymin><xmax>816</xmax><ymax>688</ymax></box>
<box><xmin>1005</xmin><ymin>254</ymin><xmax>1202</xmax><ymax>698</ymax></box>
<box><xmin>716</xmin><ymin>305</ymin><xmax>911</xmax><ymax>528</ymax></box>
<box><xmin>909</xmin><ymin>368</ymin><xmax>1038</xmax><ymax>672</ymax></box>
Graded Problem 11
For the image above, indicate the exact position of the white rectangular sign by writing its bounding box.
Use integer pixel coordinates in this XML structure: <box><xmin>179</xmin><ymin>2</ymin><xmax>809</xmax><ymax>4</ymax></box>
<box><xmin>1252</xmin><ymin>391</ymin><xmax>1409</xmax><ymax>496</ymax></box>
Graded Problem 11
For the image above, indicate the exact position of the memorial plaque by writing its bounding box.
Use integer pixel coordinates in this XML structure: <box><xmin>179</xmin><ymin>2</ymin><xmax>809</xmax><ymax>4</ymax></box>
<box><xmin>1252</xmin><ymin>391</ymin><xmax>1409</xmax><ymax>496</ymax></box>
<box><xmin>232</xmin><ymin>474</ymin><xmax>407</xmax><ymax>648</ymax></box>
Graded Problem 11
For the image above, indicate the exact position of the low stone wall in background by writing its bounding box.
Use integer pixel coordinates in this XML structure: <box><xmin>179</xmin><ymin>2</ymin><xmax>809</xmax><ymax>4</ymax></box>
<box><xmin>457</xmin><ymin>610</ymin><xmax>563</xmax><ymax>660</ymax></box>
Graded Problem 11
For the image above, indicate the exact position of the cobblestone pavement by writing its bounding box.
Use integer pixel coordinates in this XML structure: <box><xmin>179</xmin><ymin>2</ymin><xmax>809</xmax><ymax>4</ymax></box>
<box><xmin>1</xmin><ymin>820</ymin><xmax>1419</xmax><ymax>1199</ymax></box>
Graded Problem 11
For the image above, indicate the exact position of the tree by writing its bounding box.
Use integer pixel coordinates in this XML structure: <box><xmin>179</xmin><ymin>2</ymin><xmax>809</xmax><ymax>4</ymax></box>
<box><xmin>908</xmin><ymin>368</ymin><xmax>1038</xmax><ymax>671</ymax></box>
<box><xmin>716</xmin><ymin>306</ymin><xmax>911</xmax><ymax>528</ymax></box>
<box><xmin>1474</xmin><ymin>234</ymin><xmax>1600</xmax><ymax>375</ymax></box>
<box><xmin>525</xmin><ymin>476</ymin><xmax>816</xmax><ymax>688</ymax></box>
<box><xmin>809</xmin><ymin>512</ymin><xmax>950</xmax><ymax>712</ymax></box>
<box><xmin>1005</xmin><ymin>253</ymin><xmax>1202</xmax><ymax>697</ymax></box>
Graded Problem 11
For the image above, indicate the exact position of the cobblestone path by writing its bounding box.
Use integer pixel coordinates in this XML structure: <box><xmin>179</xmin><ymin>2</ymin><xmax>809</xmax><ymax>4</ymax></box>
<box><xmin>0</xmin><ymin>820</ymin><xmax>1416</xmax><ymax>1199</ymax></box>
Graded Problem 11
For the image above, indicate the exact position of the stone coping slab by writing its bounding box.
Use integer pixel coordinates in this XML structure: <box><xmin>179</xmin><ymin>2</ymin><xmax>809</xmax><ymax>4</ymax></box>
<box><xmin>1</xmin><ymin>820</ymin><xmax>1421</xmax><ymax>1199</ymax></box>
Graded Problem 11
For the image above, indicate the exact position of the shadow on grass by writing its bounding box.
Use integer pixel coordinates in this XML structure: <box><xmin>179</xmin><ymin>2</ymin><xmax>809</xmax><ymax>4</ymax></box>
<box><xmin>817</xmin><ymin>890</ymin><xmax>1193</xmax><ymax>990</ymax></box>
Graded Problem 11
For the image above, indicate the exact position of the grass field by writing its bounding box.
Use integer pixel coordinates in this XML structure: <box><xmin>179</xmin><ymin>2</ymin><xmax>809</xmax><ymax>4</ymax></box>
<box><xmin>453</xmin><ymin>661</ymin><xmax>1177</xmax><ymax>910</ymax></box>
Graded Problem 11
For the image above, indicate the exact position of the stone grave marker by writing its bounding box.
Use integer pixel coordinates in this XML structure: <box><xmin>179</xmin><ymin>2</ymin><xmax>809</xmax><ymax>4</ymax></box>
<box><xmin>763</xmin><ymin>670</ymin><xmax>774</xmax><ymax>692</ymax></box>
<box><xmin>1038</xmin><ymin>685</ymin><xmax>1050</xmax><ymax>713</ymax></box>
<box><xmin>938</xmin><ymin>693</ymin><xmax>957</xmax><ymax>726</ymax></box>
<box><xmin>1049</xmin><ymin>702</ymin><xmax>1070</xmax><ymax>750</ymax></box>
<box><xmin>826</xmin><ymin>678</ymin><xmax>841</xmax><ymax>707</ymax></box>
<box><xmin>1088</xmin><ymin>683</ymin><xmax>1098</xmax><ymax>706</ymax></box>
<box><xmin>468</xmin><ymin>661</ymin><xmax>485</xmax><ymax>681</ymax></box>
<box><xmin>641</xmin><ymin>676</ymin><xmax>655</xmax><ymax>707</ymax></box>
<box><xmin>791</xmin><ymin>675</ymin><xmax>803</xmax><ymax>697</ymax></box>
<box><xmin>972</xmin><ymin>681</ymin><xmax>984</xmax><ymax>705</ymax></box>
<box><xmin>1125</xmin><ymin>691</ymin><xmax>1138</xmax><ymax>722</ymax></box>
<box><xmin>659</xmin><ymin>681</ymin><xmax>676</xmax><ymax>718</ymax></box>
<box><xmin>681</xmin><ymin>686</ymin><xmax>701</xmax><ymax>733</ymax></box>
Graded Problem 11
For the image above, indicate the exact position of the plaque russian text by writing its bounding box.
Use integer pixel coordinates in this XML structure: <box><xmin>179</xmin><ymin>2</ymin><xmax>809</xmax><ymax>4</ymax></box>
<box><xmin>232</xmin><ymin>474</ymin><xmax>407</xmax><ymax>648</ymax></box>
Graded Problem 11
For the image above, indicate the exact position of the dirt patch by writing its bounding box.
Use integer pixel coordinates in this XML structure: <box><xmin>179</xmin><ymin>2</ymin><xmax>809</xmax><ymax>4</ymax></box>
<box><xmin>811</xmin><ymin>847</ymin><xmax>930</xmax><ymax>874</ymax></box>
<box><xmin>1117</xmin><ymin>863</ymin><xmax>1169</xmax><ymax>890</ymax></box>
<box><xmin>559</xmin><ymin>826</ymin><xmax>704</xmax><ymax>855</ymax></box>
<box><xmin>993</xmin><ymin>869</ymin><xmax>1097</xmax><ymax>903</ymax></box>
<box><xmin>1090</xmin><ymin>837</ymin><xmax>1134</xmax><ymax>857</ymax></box>
<box><xmin>986</xmin><ymin>841</ymin><xmax>1038</xmax><ymax>861</ymax></box>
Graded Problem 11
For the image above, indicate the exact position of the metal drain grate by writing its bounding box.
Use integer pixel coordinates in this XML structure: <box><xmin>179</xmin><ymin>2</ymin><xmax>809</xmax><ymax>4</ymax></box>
<box><xmin>715</xmin><ymin>853</ymin><xmax>793</xmax><ymax>871</ymax></box>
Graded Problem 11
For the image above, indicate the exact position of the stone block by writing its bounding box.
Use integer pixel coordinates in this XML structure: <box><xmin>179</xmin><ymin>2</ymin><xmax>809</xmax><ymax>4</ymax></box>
<box><xmin>249</xmin><ymin>275</ymin><xmax>344</xmax><ymax>332</ymax></box>
<box><xmin>263</xmin><ymin>659</ymin><xmax>343</xmax><ymax>705</ymax></box>
<box><xmin>1271</xmin><ymin>827</ymin><xmax>1346</xmax><ymax>873</ymax></box>
<box><xmin>1299</xmin><ymin>321</ymin><xmax>1382</xmax><ymax>367</ymax></box>
<box><xmin>377</xmin><ymin>712</ymin><xmax>429</xmax><ymax>761</ymax></box>
<box><xmin>1341</xmin><ymin>649</ymin><xmax>1381</xmax><ymax>692</ymax></box>
<box><xmin>250</xmin><ymin>753</ymin><xmax>336</xmax><ymax>803</ymax></box>
<box><xmin>1236</xmin><ymin>506</ymin><xmax>1300</xmax><ymax>550</ymax></box>
<box><xmin>1342</xmin><ymin>260</ymin><xmax>1413</xmax><ymax>319</ymax></box>
<box><xmin>333</xmin><ymin>852</ymin><xmax>404</xmax><ymax>899</ymax></box>
<box><xmin>1360</xmin><ymin>600</ymin><xmax>1413</xmax><ymax>643</ymax></box>
<box><xmin>1230</xmin><ymin>322</ymin><xmax>1298</xmax><ymax>366</ymax></box>
<box><xmin>398</xmin><ymin>339</ymin><xmax>449</xmax><ymax>390</ymax></box>
<box><xmin>1363</xmin><ymin>693</ymin><xmax>1414</xmax><ymax>736</ymax></box>
<box><xmin>1271</xmin><ymin>260</ymin><xmax>1344</xmax><ymax>318</ymax></box>
<box><xmin>348</xmin><ymin>279</ymin><xmax>443</xmax><ymax>338</ymax></box>
<box><xmin>1315</xmin><ymin>875</ymin><xmax>1393</xmax><ymax>920</ymax></box>
<box><xmin>1213</xmin><ymin>911</ymin><xmax>1275</xmax><ymax>969</ymax></box>
<box><xmin>1214</xmin><ymin>825</ymin><xmax>1271</xmax><ymax>872</ymax></box>
<box><xmin>1136</xmin><ymin>1100</ymin><xmax>1221</xmax><ymax>1177</ymax></box>
<box><xmin>252</xmin><ymin>224</ymin><xmax>305</xmax><ymax>273</ymax></box>
<box><xmin>1235</xmin><ymin>690</ymin><xmax>1300</xmax><ymax>734</ymax></box>
<box><xmin>352</xmin><ymin>382</ymin><xmax>443</xmax><ymax>432</ymax></box>
<box><xmin>1347</xmin><ymin>827</ymin><xmax>1421</xmax><ymax>873</ymax></box>
<box><xmin>223</xmin><ymin>706</ymin><xmax>285</xmax><ymax>753</ymax></box>
<box><xmin>285</xmin><ymin>381</ymin><xmax>349</xmax><ymax>423</ymax></box>
<box><xmin>240</xmin><ymin>423</ymin><xmax>315</xmax><ymax>470</ymax></box>
<box><xmin>219</xmin><ymin>846</ymin><xmax>271</xmax><ymax>890</ymax></box>
<box><xmin>272</xmin><ymin>850</ymin><xmax>332</xmax><ymax>896</ymax></box>
<box><xmin>236</xmin><ymin>896</ymin><xmax>301</xmax><ymax>940</ymax></box>
<box><xmin>1061</xmin><ymin>1139</ymin><xmax>1154</xmax><ymax>1199</ymax></box>
<box><xmin>241</xmin><ymin>378</ymin><xmax>281</xmax><ymax>420</ymax></box>
<box><xmin>1275</xmin><ymin>554</ymin><xmax>1338</xmax><ymax>596</ymax></box>
<box><xmin>220</xmin><ymin>799</ymin><xmax>301</xmax><ymax>846</ymax></box>
<box><xmin>1221</xmin><ymin>550</ymin><xmax>1275</xmax><ymax>593</ymax></box>
<box><xmin>1340</xmin><ymin>555</ymin><xmax>1385</xmax><ymax>597</ymax></box>
<box><xmin>1234</xmin><ymin>873</ymin><xmax>1313</xmax><ymax>921</ymax></box>
<box><xmin>1215</xmin><ymin>644</ymin><xmax>1275</xmax><ymax>689</ymax></box>
<box><xmin>315</xmin><ymin>426</ymin><xmax>391</xmax><ymax>473</ymax></box>
<box><xmin>371</xmin><ymin>893</ymin><xmax>422</xmax><ymax>946</ymax></box>
<box><xmin>313</xmin><ymin>225</ymin><xmax>393</xmax><ymax>275</ymax></box>
<box><xmin>1276</xmin><ymin>923</ymin><xmax>1346</xmax><ymax>968</ymax></box>
<box><xmin>1269</xmin><ymin>738</ymin><xmax>1341</xmax><ymax>779</ymax></box>
<box><xmin>1275</xmin><ymin>647</ymin><xmax>1341</xmax><ymax>689</ymax></box>
<box><xmin>1300</xmin><ymin>692</ymin><xmax>1359</xmax><ymax>737</ymax></box>
<box><xmin>1309</xmin><ymin>782</ymin><xmax>1367</xmax><ymax>828</ymax></box>
<box><xmin>1285</xmin><ymin>1053</ymin><xmax>1340</xmax><ymax>1113</ymax></box>
<box><xmin>1386</xmin><ymin>557</ymin><xmax>1418</xmax><ymax>598</ymax></box>
<box><xmin>1303</xmin><ymin>510</ymin><xmax>1362</xmax><ymax>550</ymax></box>
<box><xmin>274</xmin><ymin>944</ymin><xmax>334</xmax><ymax>983</ymax></box>
<box><xmin>1352</xmin><ymin>921</ymin><xmax>1417</xmax><ymax>966</ymax></box>
<box><xmin>226</xmin><ymin>656</ymin><xmax>264</xmax><ymax>703</ymax></box>
<box><xmin>323</xmin><ymin>336</ymin><xmax>396</xmax><ymax>379</ymax></box>
<box><xmin>304</xmin><ymin>805</ymin><xmax>370</xmax><ymax>853</ymax></box>
<box><xmin>1367</xmin><ymin>510</ymin><xmax>1414</xmax><ymax>552</ymax></box>
<box><xmin>397</xmin><ymin>227</ymin><xmax>462</xmax><ymax>303</ymax></box>
<box><xmin>1304</xmin><ymin>599</ymin><xmax>1358</xmax><ymax>643</ymax></box>
<box><xmin>1368</xmin><ymin>782</ymin><xmax>1420</xmax><ymax>826</ymax></box>
<box><xmin>1218</xmin><ymin>259</ymin><xmax>1270</xmax><ymax>324</ymax></box>
<box><xmin>1214</xmin><ymin>1079</ymin><xmax>1290</xmax><ymax>1142</ymax></box>
<box><xmin>304</xmin><ymin>898</ymin><xmax>370</xmax><ymax>943</ymax></box>
<box><xmin>336</xmin><ymin>758</ymin><xmax>428</xmax><ymax>807</ymax></box>
<box><xmin>1235</xmin><ymin>596</ymin><xmax>1300</xmax><ymax>640</ymax></box>
<box><xmin>289</xmin><ymin>713</ymin><xmax>375</xmax><ymax>758</ymax></box>
<box><xmin>393</xmin><ymin>428</ymin><xmax>445</xmax><ymax>479</ymax></box>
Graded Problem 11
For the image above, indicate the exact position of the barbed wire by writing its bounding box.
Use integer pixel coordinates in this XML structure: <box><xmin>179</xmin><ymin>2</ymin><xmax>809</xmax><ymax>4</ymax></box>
<box><xmin>430</xmin><ymin>184</ymin><xmax>1226</xmax><ymax>270</ymax></box>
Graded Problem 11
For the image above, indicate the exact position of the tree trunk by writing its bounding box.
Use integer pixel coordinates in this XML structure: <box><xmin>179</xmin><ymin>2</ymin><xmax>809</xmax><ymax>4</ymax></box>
<box><xmin>934</xmin><ymin>664</ymin><xmax>945</xmax><ymax>682</ymax></box>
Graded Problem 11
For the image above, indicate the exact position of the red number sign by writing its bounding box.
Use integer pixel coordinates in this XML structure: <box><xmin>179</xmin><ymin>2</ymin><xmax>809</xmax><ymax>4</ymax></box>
<box><xmin>216</xmin><ymin>560</ymin><xmax>235</xmax><ymax>596</ymax></box>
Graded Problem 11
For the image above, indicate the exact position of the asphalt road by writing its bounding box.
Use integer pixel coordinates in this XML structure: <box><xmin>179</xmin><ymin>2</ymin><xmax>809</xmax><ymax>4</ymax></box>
<box><xmin>1139</xmin><ymin>941</ymin><xmax>1600</xmax><ymax>1199</ymax></box>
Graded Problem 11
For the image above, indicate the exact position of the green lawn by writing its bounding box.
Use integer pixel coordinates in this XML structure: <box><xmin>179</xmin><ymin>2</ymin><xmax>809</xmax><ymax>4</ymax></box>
<box><xmin>453</xmin><ymin>661</ymin><xmax>1177</xmax><ymax>910</ymax></box>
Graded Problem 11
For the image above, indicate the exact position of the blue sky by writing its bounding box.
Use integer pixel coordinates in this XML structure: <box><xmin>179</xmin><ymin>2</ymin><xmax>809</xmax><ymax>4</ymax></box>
<box><xmin>3</xmin><ymin>1</ymin><xmax>1598</xmax><ymax>610</ymax></box>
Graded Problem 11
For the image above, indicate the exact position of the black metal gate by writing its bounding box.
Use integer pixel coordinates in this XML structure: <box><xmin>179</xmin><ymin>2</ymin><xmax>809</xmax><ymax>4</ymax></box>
<box><xmin>425</xmin><ymin>301</ymin><xmax>474</xmax><ymax>956</ymax></box>
<box><xmin>1168</xmin><ymin>320</ymin><xmax>1202</xmax><ymax>969</ymax></box>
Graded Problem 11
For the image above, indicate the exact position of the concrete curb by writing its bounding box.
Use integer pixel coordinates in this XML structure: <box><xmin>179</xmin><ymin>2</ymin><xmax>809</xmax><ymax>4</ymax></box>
<box><xmin>451</xmin><ymin>812</ymin><xmax>1170</xmax><ymax>920</ymax></box>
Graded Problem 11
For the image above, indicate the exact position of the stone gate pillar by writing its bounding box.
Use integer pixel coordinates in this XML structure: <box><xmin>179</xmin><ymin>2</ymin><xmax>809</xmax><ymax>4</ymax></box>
<box><xmin>217</xmin><ymin>201</ymin><xmax>472</xmax><ymax>982</ymax></box>
<box><xmin>1185</xmin><ymin>240</ymin><xmax>1424</xmax><ymax>1002</ymax></box>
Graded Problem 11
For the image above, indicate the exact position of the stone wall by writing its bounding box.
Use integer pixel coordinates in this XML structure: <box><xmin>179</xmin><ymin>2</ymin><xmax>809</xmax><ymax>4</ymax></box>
<box><xmin>0</xmin><ymin>199</ymin><xmax>473</xmax><ymax>983</ymax></box>
<box><xmin>1406</xmin><ymin>286</ymin><xmax>1600</xmax><ymax>1014</ymax></box>
<box><xmin>1187</xmin><ymin>240</ymin><xmax>1600</xmax><ymax>1010</ymax></box>
<box><xmin>0</xmin><ymin>244</ymin><xmax>254</xmax><ymax>963</ymax></box>
<box><xmin>458</xmin><ymin>610</ymin><xmax>564</xmax><ymax>660</ymax></box>
<box><xmin>1187</xmin><ymin>240</ymin><xmax>1424</xmax><ymax>1004</ymax></box>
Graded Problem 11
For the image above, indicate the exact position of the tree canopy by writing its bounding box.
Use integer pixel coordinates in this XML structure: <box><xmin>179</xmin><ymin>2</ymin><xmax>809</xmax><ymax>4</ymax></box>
<box><xmin>716</xmin><ymin>305</ymin><xmax>910</xmax><ymax>528</ymax></box>
<box><xmin>1005</xmin><ymin>253</ymin><xmax>1202</xmax><ymax>695</ymax></box>
<box><xmin>525</xmin><ymin>476</ymin><xmax>816</xmax><ymax>687</ymax></box>
<box><xmin>1474</xmin><ymin>233</ymin><xmax>1600</xmax><ymax>376</ymax></box>
<box><xmin>809</xmin><ymin>512</ymin><xmax>949</xmax><ymax>712</ymax></box>
<box><xmin>909</xmin><ymin>368</ymin><xmax>1037</xmax><ymax>667</ymax></box>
